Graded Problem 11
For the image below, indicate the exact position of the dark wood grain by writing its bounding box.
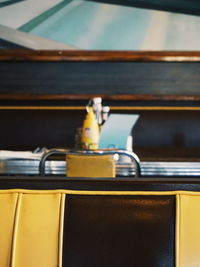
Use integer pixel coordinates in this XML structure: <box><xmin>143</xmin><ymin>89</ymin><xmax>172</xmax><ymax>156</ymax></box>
<box><xmin>1</xmin><ymin>61</ymin><xmax>200</xmax><ymax>97</ymax></box>
<box><xmin>1</xmin><ymin>50</ymin><xmax>200</xmax><ymax>62</ymax></box>
<box><xmin>0</xmin><ymin>94</ymin><xmax>200</xmax><ymax>101</ymax></box>
<box><xmin>1</xmin><ymin>51</ymin><xmax>200</xmax><ymax>102</ymax></box>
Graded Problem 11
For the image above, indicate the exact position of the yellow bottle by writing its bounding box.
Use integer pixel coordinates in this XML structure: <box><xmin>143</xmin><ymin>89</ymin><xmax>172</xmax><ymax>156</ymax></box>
<box><xmin>81</xmin><ymin>107</ymin><xmax>99</xmax><ymax>150</ymax></box>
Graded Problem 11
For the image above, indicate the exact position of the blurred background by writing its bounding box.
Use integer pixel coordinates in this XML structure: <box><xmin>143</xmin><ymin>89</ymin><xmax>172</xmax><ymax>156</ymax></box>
<box><xmin>1</xmin><ymin>0</ymin><xmax>200</xmax><ymax>50</ymax></box>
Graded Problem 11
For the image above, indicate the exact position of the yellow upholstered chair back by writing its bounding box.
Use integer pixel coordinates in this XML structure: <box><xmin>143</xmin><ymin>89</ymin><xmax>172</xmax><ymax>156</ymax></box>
<box><xmin>1</xmin><ymin>189</ymin><xmax>200</xmax><ymax>267</ymax></box>
<box><xmin>0</xmin><ymin>191</ymin><xmax>65</xmax><ymax>267</ymax></box>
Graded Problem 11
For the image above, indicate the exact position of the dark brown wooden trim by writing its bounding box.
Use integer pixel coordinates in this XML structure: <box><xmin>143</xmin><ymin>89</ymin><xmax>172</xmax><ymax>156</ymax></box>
<box><xmin>1</xmin><ymin>50</ymin><xmax>200</xmax><ymax>62</ymax></box>
<box><xmin>1</xmin><ymin>106</ymin><xmax>200</xmax><ymax>111</ymax></box>
<box><xmin>0</xmin><ymin>94</ymin><xmax>200</xmax><ymax>101</ymax></box>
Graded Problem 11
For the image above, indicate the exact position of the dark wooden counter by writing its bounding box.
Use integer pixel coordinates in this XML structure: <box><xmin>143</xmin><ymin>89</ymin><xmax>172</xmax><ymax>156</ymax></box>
<box><xmin>1</xmin><ymin>177</ymin><xmax>200</xmax><ymax>191</ymax></box>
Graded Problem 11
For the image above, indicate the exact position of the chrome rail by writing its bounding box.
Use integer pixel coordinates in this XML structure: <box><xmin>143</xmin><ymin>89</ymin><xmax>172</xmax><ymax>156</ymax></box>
<box><xmin>1</xmin><ymin>160</ymin><xmax>200</xmax><ymax>177</ymax></box>
<box><xmin>39</xmin><ymin>149</ymin><xmax>141</xmax><ymax>178</ymax></box>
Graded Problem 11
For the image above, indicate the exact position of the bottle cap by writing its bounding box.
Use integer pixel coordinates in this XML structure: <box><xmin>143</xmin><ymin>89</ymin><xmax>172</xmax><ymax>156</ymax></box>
<box><xmin>93</xmin><ymin>97</ymin><xmax>102</xmax><ymax>104</ymax></box>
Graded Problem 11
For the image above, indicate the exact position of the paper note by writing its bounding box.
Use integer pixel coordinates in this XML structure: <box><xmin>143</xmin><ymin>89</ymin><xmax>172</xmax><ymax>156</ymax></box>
<box><xmin>99</xmin><ymin>114</ymin><xmax>139</xmax><ymax>149</ymax></box>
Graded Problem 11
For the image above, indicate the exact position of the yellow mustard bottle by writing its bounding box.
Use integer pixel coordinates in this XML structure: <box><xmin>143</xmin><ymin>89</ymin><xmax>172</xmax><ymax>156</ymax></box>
<box><xmin>81</xmin><ymin>107</ymin><xmax>99</xmax><ymax>150</ymax></box>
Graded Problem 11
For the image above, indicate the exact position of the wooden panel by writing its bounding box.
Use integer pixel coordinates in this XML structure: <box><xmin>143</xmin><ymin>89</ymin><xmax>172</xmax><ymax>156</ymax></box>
<box><xmin>1</xmin><ymin>50</ymin><xmax>200</xmax><ymax>62</ymax></box>
<box><xmin>1</xmin><ymin>61</ymin><xmax>200</xmax><ymax>98</ymax></box>
<box><xmin>2</xmin><ymin>178</ymin><xmax>200</xmax><ymax>191</ymax></box>
<box><xmin>1</xmin><ymin>51</ymin><xmax>200</xmax><ymax>101</ymax></box>
<box><xmin>1</xmin><ymin>94</ymin><xmax>200</xmax><ymax>101</ymax></box>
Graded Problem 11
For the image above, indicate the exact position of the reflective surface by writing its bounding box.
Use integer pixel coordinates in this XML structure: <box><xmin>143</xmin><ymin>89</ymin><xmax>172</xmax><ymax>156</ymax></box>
<box><xmin>1</xmin><ymin>159</ymin><xmax>200</xmax><ymax>177</ymax></box>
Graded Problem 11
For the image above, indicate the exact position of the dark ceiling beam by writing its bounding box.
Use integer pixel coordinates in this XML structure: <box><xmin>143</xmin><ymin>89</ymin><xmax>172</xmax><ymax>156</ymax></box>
<box><xmin>86</xmin><ymin>0</ymin><xmax>200</xmax><ymax>16</ymax></box>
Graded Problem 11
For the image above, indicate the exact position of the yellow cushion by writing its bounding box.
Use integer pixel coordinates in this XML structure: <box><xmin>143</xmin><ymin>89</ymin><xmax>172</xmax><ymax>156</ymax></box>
<box><xmin>177</xmin><ymin>194</ymin><xmax>200</xmax><ymax>267</ymax></box>
<box><xmin>0</xmin><ymin>193</ymin><xmax>18</xmax><ymax>267</ymax></box>
<box><xmin>0</xmin><ymin>191</ymin><xmax>65</xmax><ymax>267</ymax></box>
<box><xmin>3</xmin><ymin>189</ymin><xmax>200</xmax><ymax>267</ymax></box>
<box><xmin>66</xmin><ymin>154</ymin><xmax>115</xmax><ymax>178</ymax></box>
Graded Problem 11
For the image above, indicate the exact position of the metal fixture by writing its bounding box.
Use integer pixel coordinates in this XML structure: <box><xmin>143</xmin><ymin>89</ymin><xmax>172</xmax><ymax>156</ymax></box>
<box><xmin>39</xmin><ymin>149</ymin><xmax>141</xmax><ymax>177</ymax></box>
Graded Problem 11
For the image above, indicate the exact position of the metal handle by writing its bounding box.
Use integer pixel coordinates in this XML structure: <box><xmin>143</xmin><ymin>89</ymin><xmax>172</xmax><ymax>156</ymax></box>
<box><xmin>39</xmin><ymin>149</ymin><xmax>141</xmax><ymax>178</ymax></box>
